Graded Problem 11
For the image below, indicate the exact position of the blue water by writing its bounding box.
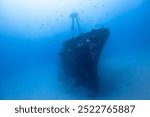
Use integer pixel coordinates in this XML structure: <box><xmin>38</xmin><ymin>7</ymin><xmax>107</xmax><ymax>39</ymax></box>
<box><xmin>0</xmin><ymin>0</ymin><xmax>150</xmax><ymax>99</ymax></box>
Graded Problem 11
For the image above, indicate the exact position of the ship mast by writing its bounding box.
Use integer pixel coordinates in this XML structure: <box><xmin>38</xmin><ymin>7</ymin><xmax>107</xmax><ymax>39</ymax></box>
<box><xmin>70</xmin><ymin>12</ymin><xmax>81</xmax><ymax>37</ymax></box>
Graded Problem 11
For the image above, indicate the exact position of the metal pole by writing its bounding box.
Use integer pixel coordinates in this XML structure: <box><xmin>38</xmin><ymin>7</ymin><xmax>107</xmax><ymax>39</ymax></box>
<box><xmin>75</xmin><ymin>17</ymin><xmax>81</xmax><ymax>34</ymax></box>
<box><xmin>71</xmin><ymin>17</ymin><xmax>75</xmax><ymax>37</ymax></box>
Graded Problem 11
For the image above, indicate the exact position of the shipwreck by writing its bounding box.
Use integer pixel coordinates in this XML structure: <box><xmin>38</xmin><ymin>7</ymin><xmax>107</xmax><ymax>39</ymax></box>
<box><xmin>59</xmin><ymin>12</ymin><xmax>109</xmax><ymax>95</ymax></box>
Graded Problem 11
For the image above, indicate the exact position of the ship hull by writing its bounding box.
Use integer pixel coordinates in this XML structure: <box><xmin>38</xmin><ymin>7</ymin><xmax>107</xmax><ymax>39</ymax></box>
<box><xmin>59</xmin><ymin>28</ymin><xmax>109</xmax><ymax>95</ymax></box>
